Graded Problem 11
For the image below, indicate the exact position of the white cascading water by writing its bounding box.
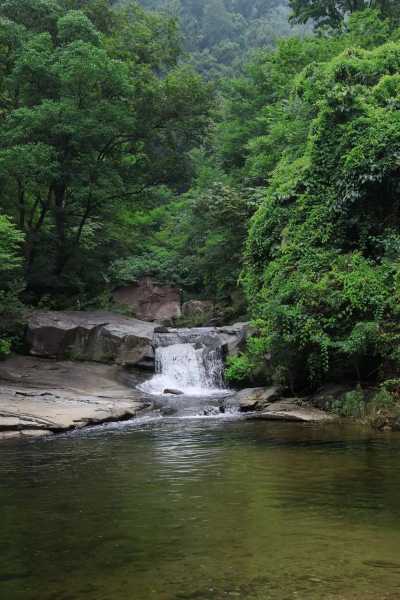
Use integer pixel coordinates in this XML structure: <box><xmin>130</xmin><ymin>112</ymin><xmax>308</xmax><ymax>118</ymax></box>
<box><xmin>140</xmin><ymin>332</ymin><xmax>228</xmax><ymax>396</ymax></box>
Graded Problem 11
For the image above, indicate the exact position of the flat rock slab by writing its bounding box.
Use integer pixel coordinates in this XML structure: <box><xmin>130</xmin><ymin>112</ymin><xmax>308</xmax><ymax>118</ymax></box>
<box><xmin>248</xmin><ymin>399</ymin><xmax>335</xmax><ymax>423</ymax></box>
<box><xmin>0</xmin><ymin>356</ymin><xmax>150</xmax><ymax>438</ymax></box>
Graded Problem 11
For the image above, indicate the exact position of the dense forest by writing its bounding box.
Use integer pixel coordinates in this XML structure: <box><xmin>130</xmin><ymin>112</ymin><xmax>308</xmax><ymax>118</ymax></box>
<box><xmin>2</xmin><ymin>0</ymin><xmax>400</xmax><ymax>407</ymax></box>
<box><xmin>131</xmin><ymin>0</ymin><xmax>309</xmax><ymax>78</ymax></box>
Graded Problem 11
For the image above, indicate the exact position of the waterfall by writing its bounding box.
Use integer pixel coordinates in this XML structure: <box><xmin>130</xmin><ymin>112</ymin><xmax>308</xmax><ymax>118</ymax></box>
<box><xmin>139</xmin><ymin>329</ymin><xmax>228</xmax><ymax>396</ymax></box>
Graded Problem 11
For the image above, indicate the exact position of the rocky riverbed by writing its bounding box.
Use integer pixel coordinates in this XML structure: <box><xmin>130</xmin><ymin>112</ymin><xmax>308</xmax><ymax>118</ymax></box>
<box><xmin>0</xmin><ymin>310</ymin><xmax>335</xmax><ymax>440</ymax></box>
<box><xmin>237</xmin><ymin>387</ymin><xmax>335</xmax><ymax>423</ymax></box>
<box><xmin>0</xmin><ymin>359</ymin><xmax>333</xmax><ymax>440</ymax></box>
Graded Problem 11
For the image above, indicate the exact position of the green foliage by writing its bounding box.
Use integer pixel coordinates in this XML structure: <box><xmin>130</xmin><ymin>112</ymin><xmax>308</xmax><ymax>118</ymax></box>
<box><xmin>370</xmin><ymin>386</ymin><xmax>396</xmax><ymax>410</ymax></box>
<box><xmin>3</xmin><ymin>0</ymin><xmax>400</xmax><ymax>400</ymax></box>
<box><xmin>0</xmin><ymin>214</ymin><xmax>24</xmax><ymax>273</ymax></box>
<box><xmin>131</xmin><ymin>0</ymin><xmax>309</xmax><ymax>79</ymax></box>
<box><xmin>0</xmin><ymin>337</ymin><xmax>11</xmax><ymax>359</ymax></box>
<box><xmin>225</xmin><ymin>353</ymin><xmax>254</xmax><ymax>383</ymax></box>
<box><xmin>108</xmin><ymin>168</ymin><xmax>262</xmax><ymax>303</ymax></box>
<box><xmin>289</xmin><ymin>1</ymin><xmax>400</xmax><ymax>30</ymax></box>
<box><xmin>173</xmin><ymin>183</ymin><xmax>261</xmax><ymax>299</ymax></box>
<box><xmin>329</xmin><ymin>386</ymin><xmax>366</xmax><ymax>418</ymax></box>
<box><xmin>327</xmin><ymin>381</ymin><xmax>400</xmax><ymax>425</ymax></box>
<box><xmin>236</xmin><ymin>13</ymin><xmax>400</xmax><ymax>390</ymax></box>
<box><xmin>0</xmin><ymin>0</ymin><xmax>212</xmax><ymax>303</ymax></box>
<box><xmin>57</xmin><ymin>9</ymin><xmax>101</xmax><ymax>44</ymax></box>
<box><xmin>0</xmin><ymin>215</ymin><xmax>25</xmax><ymax>358</ymax></box>
<box><xmin>216</xmin><ymin>34</ymin><xmax>347</xmax><ymax>183</ymax></box>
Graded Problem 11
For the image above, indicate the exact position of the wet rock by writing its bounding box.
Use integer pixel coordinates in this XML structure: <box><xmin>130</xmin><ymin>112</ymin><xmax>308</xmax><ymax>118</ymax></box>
<box><xmin>160</xmin><ymin>406</ymin><xmax>176</xmax><ymax>416</ymax></box>
<box><xmin>248</xmin><ymin>399</ymin><xmax>335</xmax><ymax>423</ymax></box>
<box><xmin>163</xmin><ymin>388</ymin><xmax>184</xmax><ymax>395</ymax></box>
<box><xmin>216</xmin><ymin>322</ymin><xmax>257</xmax><ymax>357</ymax></box>
<box><xmin>152</xmin><ymin>322</ymin><xmax>255</xmax><ymax>359</ymax></box>
<box><xmin>203</xmin><ymin>406</ymin><xmax>220</xmax><ymax>416</ymax></box>
<box><xmin>0</xmin><ymin>416</ymin><xmax>51</xmax><ymax>431</ymax></box>
<box><xmin>0</xmin><ymin>431</ymin><xmax>23</xmax><ymax>440</ymax></box>
<box><xmin>238</xmin><ymin>386</ymin><xmax>281</xmax><ymax>412</ymax></box>
<box><xmin>154</xmin><ymin>326</ymin><xmax>170</xmax><ymax>334</ymax></box>
<box><xmin>27</xmin><ymin>311</ymin><xmax>157</xmax><ymax>367</ymax></box>
<box><xmin>20</xmin><ymin>429</ymin><xmax>53</xmax><ymax>438</ymax></box>
<box><xmin>113</xmin><ymin>277</ymin><xmax>181</xmax><ymax>322</ymax></box>
<box><xmin>370</xmin><ymin>413</ymin><xmax>400</xmax><ymax>432</ymax></box>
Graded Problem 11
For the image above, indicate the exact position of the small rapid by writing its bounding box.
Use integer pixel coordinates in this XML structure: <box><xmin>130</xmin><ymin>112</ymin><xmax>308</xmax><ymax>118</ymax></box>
<box><xmin>139</xmin><ymin>328</ymin><xmax>230</xmax><ymax>397</ymax></box>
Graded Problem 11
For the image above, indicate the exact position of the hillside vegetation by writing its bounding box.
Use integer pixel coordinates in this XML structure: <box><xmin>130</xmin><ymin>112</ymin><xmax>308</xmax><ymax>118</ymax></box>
<box><xmin>1</xmin><ymin>0</ymin><xmax>400</xmax><ymax>406</ymax></box>
<box><xmin>125</xmin><ymin>0</ymin><xmax>308</xmax><ymax>78</ymax></box>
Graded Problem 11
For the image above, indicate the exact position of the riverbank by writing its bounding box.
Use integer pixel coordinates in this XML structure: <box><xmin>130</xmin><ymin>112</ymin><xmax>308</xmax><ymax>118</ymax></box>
<box><xmin>1</xmin><ymin>309</ymin><xmax>398</xmax><ymax>439</ymax></box>
<box><xmin>0</xmin><ymin>354</ymin><xmax>333</xmax><ymax>440</ymax></box>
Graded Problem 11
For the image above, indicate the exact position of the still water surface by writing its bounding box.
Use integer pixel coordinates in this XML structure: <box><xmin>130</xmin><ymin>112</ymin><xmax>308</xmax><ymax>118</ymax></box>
<box><xmin>1</xmin><ymin>417</ymin><xmax>400</xmax><ymax>600</ymax></box>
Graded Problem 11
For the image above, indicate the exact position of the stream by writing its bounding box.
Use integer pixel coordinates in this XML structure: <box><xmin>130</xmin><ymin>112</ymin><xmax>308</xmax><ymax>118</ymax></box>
<box><xmin>1</xmin><ymin>420</ymin><xmax>400</xmax><ymax>600</ymax></box>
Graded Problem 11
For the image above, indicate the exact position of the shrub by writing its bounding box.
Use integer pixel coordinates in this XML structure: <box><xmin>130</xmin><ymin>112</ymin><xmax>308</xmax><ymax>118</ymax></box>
<box><xmin>0</xmin><ymin>338</ymin><xmax>11</xmax><ymax>360</ymax></box>
<box><xmin>225</xmin><ymin>354</ymin><xmax>254</xmax><ymax>383</ymax></box>
<box><xmin>329</xmin><ymin>386</ymin><xmax>366</xmax><ymax>418</ymax></box>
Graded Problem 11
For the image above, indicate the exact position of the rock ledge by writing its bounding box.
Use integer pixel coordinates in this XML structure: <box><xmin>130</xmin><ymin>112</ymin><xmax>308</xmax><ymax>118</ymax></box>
<box><xmin>0</xmin><ymin>356</ymin><xmax>150</xmax><ymax>440</ymax></box>
<box><xmin>27</xmin><ymin>311</ymin><xmax>157</xmax><ymax>367</ymax></box>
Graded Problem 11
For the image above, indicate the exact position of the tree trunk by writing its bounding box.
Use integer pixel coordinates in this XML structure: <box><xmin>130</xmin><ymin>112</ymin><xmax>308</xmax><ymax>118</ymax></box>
<box><xmin>17</xmin><ymin>180</ymin><xmax>25</xmax><ymax>230</ymax></box>
<box><xmin>53</xmin><ymin>183</ymin><xmax>67</xmax><ymax>277</ymax></box>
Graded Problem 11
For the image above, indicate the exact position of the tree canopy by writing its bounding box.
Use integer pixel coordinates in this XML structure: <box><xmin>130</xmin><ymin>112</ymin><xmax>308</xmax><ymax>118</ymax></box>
<box><xmin>289</xmin><ymin>0</ymin><xmax>400</xmax><ymax>29</ymax></box>
<box><xmin>2</xmin><ymin>0</ymin><xmax>400</xmax><ymax>401</ymax></box>
<box><xmin>131</xmin><ymin>0</ymin><xmax>309</xmax><ymax>78</ymax></box>
<box><xmin>0</xmin><ymin>0</ymin><xmax>212</xmax><ymax>301</ymax></box>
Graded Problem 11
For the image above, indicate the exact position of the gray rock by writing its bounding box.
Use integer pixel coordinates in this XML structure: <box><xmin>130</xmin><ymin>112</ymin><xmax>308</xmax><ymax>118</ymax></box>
<box><xmin>217</xmin><ymin>322</ymin><xmax>257</xmax><ymax>357</ymax></box>
<box><xmin>203</xmin><ymin>406</ymin><xmax>220</xmax><ymax>416</ymax></box>
<box><xmin>20</xmin><ymin>429</ymin><xmax>53</xmax><ymax>438</ymax></box>
<box><xmin>113</xmin><ymin>277</ymin><xmax>181</xmax><ymax>322</ymax></box>
<box><xmin>163</xmin><ymin>388</ymin><xmax>184</xmax><ymax>395</ymax></box>
<box><xmin>182</xmin><ymin>300</ymin><xmax>213</xmax><ymax>319</ymax></box>
<box><xmin>311</xmin><ymin>384</ymin><xmax>353</xmax><ymax>410</ymax></box>
<box><xmin>27</xmin><ymin>311</ymin><xmax>157</xmax><ymax>367</ymax></box>
<box><xmin>154</xmin><ymin>326</ymin><xmax>170</xmax><ymax>334</ymax></box>
<box><xmin>238</xmin><ymin>386</ymin><xmax>281</xmax><ymax>412</ymax></box>
<box><xmin>153</xmin><ymin>322</ymin><xmax>255</xmax><ymax>359</ymax></box>
<box><xmin>0</xmin><ymin>355</ymin><xmax>149</xmax><ymax>438</ymax></box>
<box><xmin>248</xmin><ymin>399</ymin><xmax>335</xmax><ymax>423</ymax></box>
<box><xmin>0</xmin><ymin>431</ymin><xmax>24</xmax><ymax>440</ymax></box>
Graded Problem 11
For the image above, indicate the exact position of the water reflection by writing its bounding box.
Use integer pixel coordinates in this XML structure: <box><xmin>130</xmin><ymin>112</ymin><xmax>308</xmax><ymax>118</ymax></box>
<box><xmin>1</xmin><ymin>420</ymin><xmax>400</xmax><ymax>600</ymax></box>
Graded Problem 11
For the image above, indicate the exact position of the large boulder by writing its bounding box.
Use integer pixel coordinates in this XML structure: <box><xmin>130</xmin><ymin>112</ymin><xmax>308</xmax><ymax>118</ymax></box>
<box><xmin>153</xmin><ymin>322</ymin><xmax>255</xmax><ymax>358</ymax></box>
<box><xmin>113</xmin><ymin>277</ymin><xmax>181</xmax><ymax>322</ymax></box>
<box><xmin>216</xmin><ymin>322</ymin><xmax>257</xmax><ymax>357</ymax></box>
<box><xmin>237</xmin><ymin>386</ymin><xmax>281</xmax><ymax>412</ymax></box>
<box><xmin>26</xmin><ymin>311</ymin><xmax>157</xmax><ymax>367</ymax></box>
<box><xmin>182</xmin><ymin>300</ymin><xmax>213</xmax><ymax>320</ymax></box>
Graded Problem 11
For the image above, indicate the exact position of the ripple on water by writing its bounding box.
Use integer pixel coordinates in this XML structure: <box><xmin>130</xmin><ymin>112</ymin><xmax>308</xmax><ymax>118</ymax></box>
<box><xmin>1</xmin><ymin>420</ymin><xmax>400</xmax><ymax>600</ymax></box>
